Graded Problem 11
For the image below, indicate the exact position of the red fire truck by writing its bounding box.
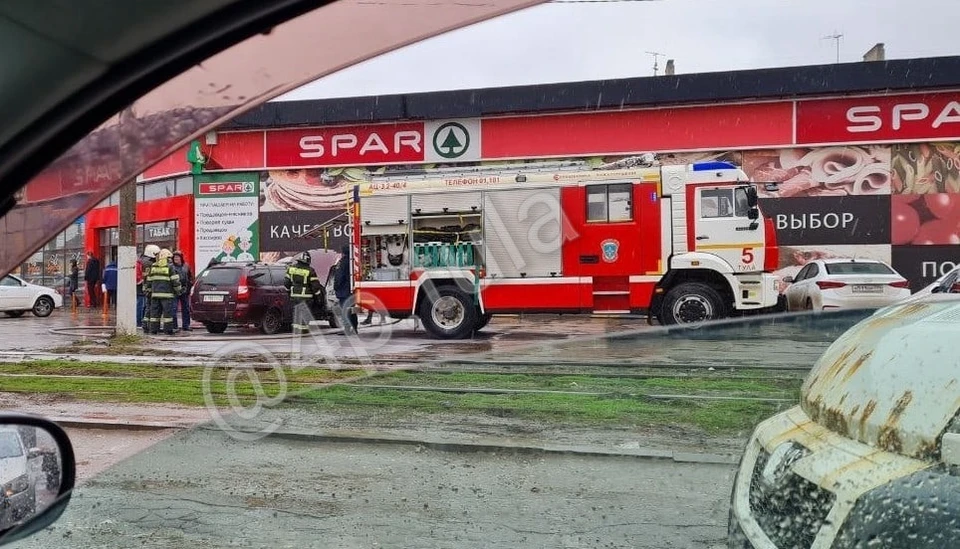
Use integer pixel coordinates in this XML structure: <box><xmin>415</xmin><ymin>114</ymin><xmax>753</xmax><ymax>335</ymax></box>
<box><xmin>348</xmin><ymin>155</ymin><xmax>782</xmax><ymax>339</ymax></box>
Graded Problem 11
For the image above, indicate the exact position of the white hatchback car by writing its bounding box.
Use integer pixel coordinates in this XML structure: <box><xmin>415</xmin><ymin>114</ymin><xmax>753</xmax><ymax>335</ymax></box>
<box><xmin>782</xmin><ymin>258</ymin><xmax>911</xmax><ymax>312</ymax></box>
<box><xmin>0</xmin><ymin>274</ymin><xmax>63</xmax><ymax>318</ymax></box>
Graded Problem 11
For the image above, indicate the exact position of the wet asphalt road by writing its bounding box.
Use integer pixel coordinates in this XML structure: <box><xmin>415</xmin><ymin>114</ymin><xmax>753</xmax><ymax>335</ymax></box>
<box><xmin>3</xmin><ymin>308</ymin><xmax>854</xmax><ymax>370</ymax></box>
<box><xmin>16</xmin><ymin>428</ymin><xmax>736</xmax><ymax>549</ymax></box>
<box><xmin>1</xmin><ymin>309</ymin><xmax>659</xmax><ymax>362</ymax></box>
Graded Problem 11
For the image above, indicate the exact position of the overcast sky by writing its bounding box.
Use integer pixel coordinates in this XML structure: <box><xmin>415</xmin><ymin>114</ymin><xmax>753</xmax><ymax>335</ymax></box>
<box><xmin>276</xmin><ymin>0</ymin><xmax>960</xmax><ymax>101</ymax></box>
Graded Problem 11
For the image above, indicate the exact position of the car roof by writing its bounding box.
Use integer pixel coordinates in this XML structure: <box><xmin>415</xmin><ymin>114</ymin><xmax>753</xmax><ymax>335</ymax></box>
<box><xmin>820</xmin><ymin>258</ymin><xmax>885</xmax><ymax>264</ymax></box>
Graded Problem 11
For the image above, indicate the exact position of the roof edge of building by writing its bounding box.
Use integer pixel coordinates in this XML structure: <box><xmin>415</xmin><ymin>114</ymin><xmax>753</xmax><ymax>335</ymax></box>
<box><xmin>222</xmin><ymin>56</ymin><xmax>960</xmax><ymax>129</ymax></box>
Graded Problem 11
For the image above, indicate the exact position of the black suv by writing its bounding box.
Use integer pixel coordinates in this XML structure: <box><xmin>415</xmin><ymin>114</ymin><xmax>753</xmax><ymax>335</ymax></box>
<box><xmin>190</xmin><ymin>263</ymin><xmax>327</xmax><ymax>334</ymax></box>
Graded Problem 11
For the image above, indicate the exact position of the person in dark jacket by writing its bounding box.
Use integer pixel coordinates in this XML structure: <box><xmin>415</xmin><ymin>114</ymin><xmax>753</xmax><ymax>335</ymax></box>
<box><xmin>67</xmin><ymin>259</ymin><xmax>80</xmax><ymax>309</ymax></box>
<box><xmin>103</xmin><ymin>259</ymin><xmax>118</xmax><ymax>307</ymax></box>
<box><xmin>145</xmin><ymin>248</ymin><xmax>182</xmax><ymax>335</ymax></box>
<box><xmin>84</xmin><ymin>251</ymin><xmax>101</xmax><ymax>308</ymax></box>
<box><xmin>334</xmin><ymin>244</ymin><xmax>358</xmax><ymax>334</ymax></box>
<box><xmin>284</xmin><ymin>251</ymin><xmax>323</xmax><ymax>335</ymax></box>
<box><xmin>170</xmin><ymin>250</ymin><xmax>193</xmax><ymax>331</ymax></box>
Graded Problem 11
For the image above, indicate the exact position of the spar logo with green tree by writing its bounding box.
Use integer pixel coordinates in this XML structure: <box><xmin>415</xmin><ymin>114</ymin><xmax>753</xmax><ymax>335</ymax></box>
<box><xmin>432</xmin><ymin>122</ymin><xmax>471</xmax><ymax>159</ymax></box>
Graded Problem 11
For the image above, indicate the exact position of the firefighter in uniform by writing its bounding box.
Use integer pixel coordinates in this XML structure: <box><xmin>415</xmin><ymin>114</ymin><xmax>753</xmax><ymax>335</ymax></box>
<box><xmin>284</xmin><ymin>251</ymin><xmax>323</xmax><ymax>335</ymax></box>
<box><xmin>139</xmin><ymin>244</ymin><xmax>160</xmax><ymax>329</ymax></box>
<box><xmin>145</xmin><ymin>248</ymin><xmax>182</xmax><ymax>335</ymax></box>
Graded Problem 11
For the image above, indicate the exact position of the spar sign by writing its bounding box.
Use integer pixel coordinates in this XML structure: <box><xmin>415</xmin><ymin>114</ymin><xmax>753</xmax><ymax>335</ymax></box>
<box><xmin>198</xmin><ymin>181</ymin><xmax>255</xmax><ymax>195</ymax></box>
<box><xmin>264</xmin><ymin>119</ymin><xmax>481</xmax><ymax>167</ymax></box>
<box><xmin>796</xmin><ymin>92</ymin><xmax>960</xmax><ymax>144</ymax></box>
<box><xmin>193</xmin><ymin>173</ymin><xmax>260</xmax><ymax>268</ymax></box>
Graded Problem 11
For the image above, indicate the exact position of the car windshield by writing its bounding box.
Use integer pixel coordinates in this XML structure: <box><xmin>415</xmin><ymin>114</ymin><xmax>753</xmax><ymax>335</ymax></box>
<box><xmin>0</xmin><ymin>432</ymin><xmax>22</xmax><ymax>459</ymax></box>
<box><xmin>824</xmin><ymin>262</ymin><xmax>895</xmax><ymax>275</ymax></box>
<box><xmin>4</xmin><ymin>1</ymin><xmax>960</xmax><ymax>548</ymax></box>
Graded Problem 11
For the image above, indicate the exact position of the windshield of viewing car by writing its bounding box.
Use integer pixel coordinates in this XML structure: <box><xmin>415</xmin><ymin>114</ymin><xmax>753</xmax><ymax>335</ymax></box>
<box><xmin>4</xmin><ymin>1</ymin><xmax>960</xmax><ymax>548</ymax></box>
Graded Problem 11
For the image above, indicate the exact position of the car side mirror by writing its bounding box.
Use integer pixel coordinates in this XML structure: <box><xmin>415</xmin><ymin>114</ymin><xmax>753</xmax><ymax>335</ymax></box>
<box><xmin>747</xmin><ymin>208</ymin><xmax>759</xmax><ymax>220</ymax></box>
<box><xmin>0</xmin><ymin>414</ymin><xmax>76</xmax><ymax>546</ymax></box>
<box><xmin>782</xmin><ymin>276</ymin><xmax>794</xmax><ymax>284</ymax></box>
<box><xmin>744</xmin><ymin>186</ymin><xmax>759</xmax><ymax>208</ymax></box>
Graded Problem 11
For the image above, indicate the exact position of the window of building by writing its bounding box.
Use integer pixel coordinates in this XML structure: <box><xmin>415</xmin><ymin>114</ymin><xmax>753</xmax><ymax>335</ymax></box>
<box><xmin>143</xmin><ymin>179</ymin><xmax>175</xmax><ymax>201</ymax></box>
<box><xmin>174</xmin><ymin>176</ymin><xmax>194</xmax><ymax>196</ymax></box>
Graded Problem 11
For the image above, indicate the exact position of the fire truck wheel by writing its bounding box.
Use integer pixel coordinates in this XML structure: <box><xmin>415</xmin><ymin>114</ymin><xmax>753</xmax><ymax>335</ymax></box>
<box><xmin>419</xmin><ymin>286</ymin><xmax>478</xmax><ymax>340</ymax></box>
<box><xmin>661</xmin><ymin>283</ymin><xmax>726</xmax><ymax>325</ymax></box>
<box><xmin>475</xmin><ymin>312</ymin><xmax>493</xmax><ymax>331</ymax></box>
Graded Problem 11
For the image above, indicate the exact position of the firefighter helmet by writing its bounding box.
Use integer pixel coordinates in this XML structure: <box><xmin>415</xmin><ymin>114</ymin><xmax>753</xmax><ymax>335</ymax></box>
<box><xmin>144</xmin><ymin>244</ymin><xmax>160</xmax><ymax>259</ymax></box>
<box><xmin>297</xmin><ymin>251</ymin><xmax>311</xmax><ymax>265</ymax></box>
<box><xmin>158</xmin><ymin>248</ymin><xmax>173</xmax><ymax>261</ymax></box>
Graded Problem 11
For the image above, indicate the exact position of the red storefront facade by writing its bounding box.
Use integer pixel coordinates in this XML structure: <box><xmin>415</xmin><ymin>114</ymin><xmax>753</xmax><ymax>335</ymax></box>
<box><xmin>83</xmin><ymin>70</ymin><xmax>960</xmax><ymax>292</ymax></box>
<box><xmin>84</xmin><ymin>194</ymin><xmax>195</xmax><ymax>268</ymax></box>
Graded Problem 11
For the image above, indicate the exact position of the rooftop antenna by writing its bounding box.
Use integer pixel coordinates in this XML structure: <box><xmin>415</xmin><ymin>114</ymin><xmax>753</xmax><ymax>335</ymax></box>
<box><xmin>822</xmin><ymin>31</ymin><xmax>843</xmax><ymax>63</ymax></box>
<box><xmin>646</xmin><ymin>51</ymin><xmax>665</xmax><ymax>76</ymax></box>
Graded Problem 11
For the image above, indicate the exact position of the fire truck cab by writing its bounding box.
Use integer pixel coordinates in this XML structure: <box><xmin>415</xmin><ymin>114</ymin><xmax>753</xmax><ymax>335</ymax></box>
<box><xmin>349</xmin><ymin>155</ymin><xmax>782</xmax><ymax>339</ymax></box>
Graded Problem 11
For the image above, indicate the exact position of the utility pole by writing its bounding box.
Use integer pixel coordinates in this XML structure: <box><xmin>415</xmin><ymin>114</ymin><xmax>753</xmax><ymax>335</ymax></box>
<box><xmin>115</xmin><ymin>106</ymin><xmax>139</xmax><ymax>335</ymax></box>
<box><xmin>116</xmin><ymin>178</ymin><xmax>137</xmax><ymax>335</ymax></box>
<box><xmin>646</xmin><ymin>51</ymin><xmax>665</xmax><ymax>76</ymax></box>
<box><xmin>822</xmin><ymin>31</ymin><xmax>843</xmax><ymax>63</ymax></box>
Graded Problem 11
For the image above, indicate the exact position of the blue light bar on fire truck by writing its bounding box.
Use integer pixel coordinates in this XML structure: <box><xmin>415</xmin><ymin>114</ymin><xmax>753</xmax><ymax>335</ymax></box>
<box><xmin>691</xmin><ymin>161</ymin><xmax>737</xmax><ymax>171</ymax></box>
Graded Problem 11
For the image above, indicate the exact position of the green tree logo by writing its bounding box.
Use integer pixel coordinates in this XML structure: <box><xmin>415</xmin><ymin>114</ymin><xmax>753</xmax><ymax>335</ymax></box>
<box><xmin>432</xmin><ymin>122</ymin><xmax>470</xmax><ymax>159</ymax></box>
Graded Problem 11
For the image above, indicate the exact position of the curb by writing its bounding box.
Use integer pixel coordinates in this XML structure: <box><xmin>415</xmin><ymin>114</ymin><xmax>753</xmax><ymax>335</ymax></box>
<box><xmin>51</xmin><ymin>417</ymin><xmax>196</xmax><ymax>431</ymax></box>
<box><xmin>50</xmin><ymin>417</ymin><xmax>738</xmax><ymax>464</ymax></box>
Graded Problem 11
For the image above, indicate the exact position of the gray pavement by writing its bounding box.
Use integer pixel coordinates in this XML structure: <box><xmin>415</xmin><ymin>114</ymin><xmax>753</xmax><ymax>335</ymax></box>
<box><xmin>0</xmin><ymin>309</ymin><xmax>870</xmax><ymax>548</ymax></box>
<box><xmin>15</xmin><ymin>428</ymin><xmax>735</xmax><ymax>549</ymax></box>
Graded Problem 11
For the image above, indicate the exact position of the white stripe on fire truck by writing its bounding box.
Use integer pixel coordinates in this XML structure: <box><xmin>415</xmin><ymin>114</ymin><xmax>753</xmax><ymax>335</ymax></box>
<box><xmin>629</xmin><ymin>275</ymin><xmax>662</xmax><ymax>283</ymax></box>
<box><xmin>479</xmin><ymin>277</ymin><xmax>591</xmax><ymax>286</ymax></box>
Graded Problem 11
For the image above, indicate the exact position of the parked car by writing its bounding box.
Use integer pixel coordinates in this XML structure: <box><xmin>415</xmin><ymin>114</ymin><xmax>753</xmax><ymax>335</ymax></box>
<box><xmin>906</xmin><ymin>263</ymin><xmax>960</xmax><ymax>302</ymax></box>
<box><xmin>190</xmin><ymin>262</ymin><xmax>332</xmax><ymax>334</ymax></box>
<box><xmin>0</xmin><ymin>428</ymin><xmax>38</xmax><ymax>530</ymax></box>
<box><xmin>729</xmin><ymin>293</ymin><xmax>960</xmax><ymax>548</ymax></box>
<box><xmin>782</xmin><ymin>259</ymin><xmax>911</xmax><ymax>312</ymax></box>
<box><xmin>0</xmin><ymin>275</ymin><xmax>63</xmax><ymax>318</ymax></box>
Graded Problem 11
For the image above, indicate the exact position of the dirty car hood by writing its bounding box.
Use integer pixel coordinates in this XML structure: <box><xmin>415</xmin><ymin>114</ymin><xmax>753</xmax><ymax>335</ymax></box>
<box><xmin>802</xmin><ymin>297</ymin><xmax>960</xmax><ymax>460</ymax></box>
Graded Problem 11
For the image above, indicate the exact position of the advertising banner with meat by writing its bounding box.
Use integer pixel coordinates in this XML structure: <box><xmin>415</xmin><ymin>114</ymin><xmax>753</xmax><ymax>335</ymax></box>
<box><xmin>743</xmin><ymin>146</ymin><xmax>892</xmax><ymax>198</ymax></box>
<box><xmin>891</xmin><ymin>245</ymin><xmax>960</xmax><ymax>292</ymax></box>
<box><xmin>194</xmin><ymin>173</ymin><xmax>260</xmax><ymax>269</ymax></box>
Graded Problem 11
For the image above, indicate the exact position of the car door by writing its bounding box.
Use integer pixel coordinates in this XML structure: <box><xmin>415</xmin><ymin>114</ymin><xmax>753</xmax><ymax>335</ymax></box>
<box><xmin>0</xmin><ymin>276</ymin><xmax>32</xmax><ymax>310</ymax></box>
<box><xmin>795</xmin><ymin>262</ymin><xmax>821</xmax><ymax>309</ymax></box>
<box><xmin>784</xmin><ymin>264</ymin><xmax>810</xmax><ymax>311</ymax></box>
<box><xmin>692</xmin><ymin>186</ymin><xmax>765</xmax><ymax>273</ymax></box>
<box><xmin>269</xmin><ymin>266</ymin><xmax>295</xmax><ymax>322</ymax></box>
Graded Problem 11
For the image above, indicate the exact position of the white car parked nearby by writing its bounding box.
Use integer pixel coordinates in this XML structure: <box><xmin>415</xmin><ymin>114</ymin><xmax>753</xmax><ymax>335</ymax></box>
<box><xmin>782</xmin><ymin>258</ymin><xmax>911</xmax><ymax>312</ymax></box>
<box><xmin>0</xmin><ymin>274</ymin><xmax>63</xmax><ymax>318</ymax></box>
